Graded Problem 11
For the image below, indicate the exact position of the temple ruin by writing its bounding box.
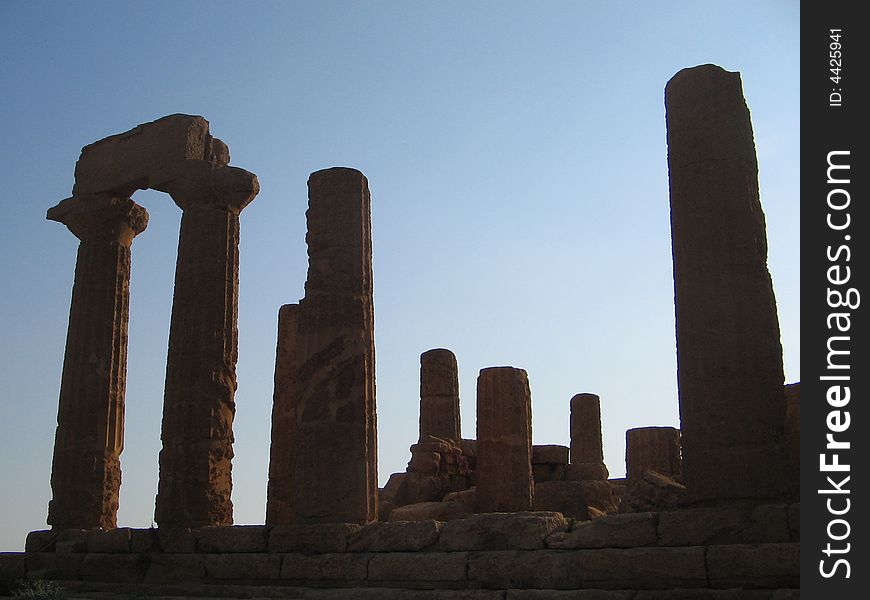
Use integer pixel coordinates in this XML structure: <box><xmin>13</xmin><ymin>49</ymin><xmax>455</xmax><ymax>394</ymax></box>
<box><xmin>0</xmin><ymin>64</ymin><xmax>800</xmax><ymax>597</ymax></box>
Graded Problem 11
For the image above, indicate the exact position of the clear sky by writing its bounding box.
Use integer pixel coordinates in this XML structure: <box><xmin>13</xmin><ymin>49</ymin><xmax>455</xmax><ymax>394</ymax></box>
<box><xmin>0</xmin><ymin>1</ymin><xmax>799</xmax><ymax>550</ymax></box>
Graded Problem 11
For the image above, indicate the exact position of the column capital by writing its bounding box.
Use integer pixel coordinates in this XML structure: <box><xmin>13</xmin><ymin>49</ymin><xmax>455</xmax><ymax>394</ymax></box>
<box><xmin>47</xmin><ymin>195</ymin><xmax>148</xmax><ymax>245</ymax></box>
<box><xmin>151</xmin><ymin>160</ymin><xmax>259</xmax><ymax>213</ymax></box>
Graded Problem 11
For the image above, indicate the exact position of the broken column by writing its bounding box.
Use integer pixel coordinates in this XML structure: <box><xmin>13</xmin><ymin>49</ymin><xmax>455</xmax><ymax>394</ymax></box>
<box><xmin>281</xmin><ymin>167</ymin><xmax>377</xmax><ymax>524</ymax></box>
<box><xmin>265</xmin><ymin>304</ymin><xmax>299</xmax><ymax>525</ymax></box>
<box><xmin>476</xmin><ymin>367</ymin><xmax>533</xmax><ymax>512</ymax></box>
<box><xmin>46</xmin><ymin>195</ymin><xmax>148</xmax><ymax>529</ymax></box>
<box><xmin>419</xmin><ymin>348</ymin><xmax>461</xmax><ymax>442</ymax></box>
<box><xmin>154</xmin><ymin>161</ymin><xmax>259</xmax><ymax>528</ymax></box>
<box><xmin>625</xmin><ymin>426</ymin><xmax>681</xmax><ymax>482</ymax></box>
<box><xmin>566</xmin><ymin>392</ymin><xmax>608</xmax><ymax>480</ymax></box>
<box><xmin>666</xmin><ymin>64</ymin><xmax>787</xmax><ymax>502</ymax></box>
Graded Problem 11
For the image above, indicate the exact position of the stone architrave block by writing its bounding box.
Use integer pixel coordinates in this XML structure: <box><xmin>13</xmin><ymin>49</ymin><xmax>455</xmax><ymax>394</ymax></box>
<box><xmin>548</xmin><ymin>513</ymin><xmax>658</xmax><ymax>549</ymax></box>
<box><xmin>196</xmin><ymin>525</ymin><xmax>269</xmax><ymax>553</ymax></box>
<box><xmin>203</xmin><ymin>553</ymin><xmax>282</xmax><ymax>580</ymax></box>
<box><xmin>349</xmin><ymin>520</ymin><xmax>441</xmax><ymax>552</ymax></box>
<box><xmin>706</xmin><ymin>543</ymin><xmax>799</xmax><ymax>589</ymax></box>
<box><xmin>575</xmin><ymin>547</ymin><xmax>707</xmax><ymax>590</ymax></box>
<box><xmin>532</xmin><ymin>445</ymin><xmax>569</xmax><ymax>465</ymax></box>
<box><xmin>73</xmin><ymin>114</ymin><xmax>225</xmax><ymax>196</ymax></box>
<box><xmin>79</xmin><ymin>553</ymin><xmax>148</xmax><ymax>583</ymax></box>
<box><xmin>439</xmin><ymin>512</ymin><xmax>568</xmax><ymax>551</ymax></box>
<box><xmin>368</xmin><ymin>552</ymin><xmax>468</xmax><ymax>582</ymax></box>
<box><xmin>144</xmin><ymin>554</ymin><xmax>206</xmax><ymax>584</ymax></box>
<box><xmin>268</xmin><ymin>523</ymin><xmax>362</xmax><ymax>554</ymax></box>
<box><xmin>657</xmin><ymin>505</ymin><xmax>789</xmax><ymax>546</ymax></box>
<box><xmin>468</xmin><ymin>550</ymin><xmax>583</xmax><ymax>590</ymax></box>
<box><xmin>279</xmin><ymin>552</ymin><xmax>369</xmax><ymax>581</ymax></box>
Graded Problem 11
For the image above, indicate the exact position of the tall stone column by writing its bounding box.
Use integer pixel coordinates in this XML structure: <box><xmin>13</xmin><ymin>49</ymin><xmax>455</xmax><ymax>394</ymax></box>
<box><xmin>476</xmin><ymin>367</ymin><xmax>533</xmax><ymax>512</ymax></box>
<box><xmin>287</xmin><ymin>167</ymin><xmax>377</xmax><ymax>524</ymax></box>
<box><xmin>266</xmin><ymin>303</ymin><xmax>299</xmax><ymax>525</ymax></box>
<box><xmin>46</xmin><ymin>195</ymin><xmax>148</xmax><ymax>529</ymax></box>
<box><xmin>666</xmin><ymin>64</ymin><xmax>787</xmax><ymax>502</ymax></box>
<box><xmin>155</xmin><ymin>163</ymin><xmax>259</xmax><ymax>528</ymax></box>
<box><xmin>625</xmin><ymin>426</ymin><xmax>681</xmax><ymax>482</ymax></box>
<box><xmin>567</xmin><ymin>392</ymin><xmax>608</xmax><ymax>481</ymax></box>
<box><xmin>419</xmin><ymin>348</ymin><xmax>461</xmax><ymax>442</ymax></box>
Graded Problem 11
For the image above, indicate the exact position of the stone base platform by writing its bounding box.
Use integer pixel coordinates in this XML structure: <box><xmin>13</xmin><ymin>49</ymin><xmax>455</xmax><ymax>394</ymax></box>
<box><xmin>1</xmin><ymin>506</ymin><xmax>799</xmax><ymax>598</ymax></box>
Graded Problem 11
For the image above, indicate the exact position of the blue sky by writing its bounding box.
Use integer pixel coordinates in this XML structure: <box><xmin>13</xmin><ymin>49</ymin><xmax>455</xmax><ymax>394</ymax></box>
<box><xmin>0</xmin><ymin>1</ymin><xmax>799</xmax><ymax>550</ymax></box>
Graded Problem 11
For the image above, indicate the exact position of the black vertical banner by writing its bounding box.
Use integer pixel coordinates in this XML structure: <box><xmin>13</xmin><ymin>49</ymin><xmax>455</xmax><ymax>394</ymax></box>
<box><xmin>802</xmin><ymin>2</ymin><xmax>867</xmax><ymax>597</ymax></box>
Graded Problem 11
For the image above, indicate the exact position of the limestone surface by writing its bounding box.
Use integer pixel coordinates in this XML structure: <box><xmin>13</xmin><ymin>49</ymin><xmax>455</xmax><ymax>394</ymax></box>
<box><xmin>419</xmin><ymin>349</ymin><xmax>461</xmax><ymax>442</ymax></box>
<box><xmin>625</xmin><ymin>427</ymin><xmax>681</xmax><ymax>482</ymax></box>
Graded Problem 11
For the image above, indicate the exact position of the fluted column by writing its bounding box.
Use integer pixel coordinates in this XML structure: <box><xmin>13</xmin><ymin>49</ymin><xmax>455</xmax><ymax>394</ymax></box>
<box><xmin>476</xmin><ymin>367</ymin><xmax>533</xmax><ymax>512</ymax></box>
<box><xmin>567</xmin><ymin>392</ymin><xmax>609</xmax><ymax>481</ymax></box>
<box><xmin>46</xmin><ymin>195</ymin><xmax>148</xmax><ymax>529</ymax></box>
<box><xmin>419</xmin><ymin>348</ymin><xmax>461</xmax><ymax>442</ymax></box>
<box><xmin>625</xmin><ymin>426</ymin><xmax>681</xmax><ymax>482</ymax></box>
<box><xmin>154</xmin><ymin>163</ymin><xmax>259</xmax><ymax>528</ymax></box>
<box><xmin>666</xmin><ymin>64</ymin><xmax>787</xmax><ymax>502</ymax></box>
<box><xmin>286</xmin><ymin>167</ymin><xmax>378</xmax><ymax>524</ymax></box>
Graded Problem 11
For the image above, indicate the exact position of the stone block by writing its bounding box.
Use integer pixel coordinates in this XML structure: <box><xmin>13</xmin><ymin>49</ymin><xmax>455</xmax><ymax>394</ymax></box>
<box><xmin>635</xmin><ymin>592</ymin><xmax>773</xmax><ymax>599</ymax></box>
<box><xmin>24</xmin><ymin>552</ymin><xmax>62</xmax><ymax>580</ymax></box>
<box><xmin>24</xmin><ymin>530</ymin><xmax>57</xmax><ymax>553</ymax></box>
<box><xmin>87</xmin><ymin>527</ymin><xmax>132</xmax><ymax>553</ymax></box>
<box><xmin>0</xmin><ymin>553</ymin><xmax>25</xmax><ymax>595</ymax></box>
<box><xmin>409</xmin><ymin>451</ymin><xmax>441</xmax><ymax>474</ymax></box>
<box><xmin>564</xmin><ymin>462</ymin><xmax>609</xmax><ymax>482</ymax></box>
<box><xmin>382</xmin><ymin>472</ymin><xmax>407</xmax><ymax>504</ymax></box>
<box><xmin>444</xmin><ymin>488</ymin><xmax>476</xmax><ymax>510</ymax></box>
<box><xmin>389</xmin><ymin>501</ymin><xmax>470</xmax><ymax>522</ymax></box>
<box><xmin>157</xmin><ymin>527</ymin><xmax>197</xmax><ymax>553</ymax></box>
<box><xmin>73</xmin><ymin>114</ymin><xmax>217</xmax><ymax>196</ymax></box>
<box><xmin>203</xmin><ymin>553</ymin><xmax>282</xmax><ymax>580</ymax></box>
<box><xmin>468</xmin><ymin>550</ymin><xmax>582</xmax><ymax>589</ymax></box>
<box><xmin>532</xmin><ymin>445</ymin><xmax>569</xmax><ymax>465</ymax></box>
<box><xmin>368</xmin><ymin>552</ymin><xmax>468</xmax><ymax>582</ymax></box>
<box><xmin>130</xmin><ymin>528</ymin><xmax>157</xmax><ymax>553</ymax></box>
<box><xmin>657</xmin><ymin>505</ymin><xmax>789</xmax><ymax>546</ymax></box>
<box><xmin>401</xmin><ymin>472</ymin><xmax>445</xmax><ymax>504</ymax></box>
<box><xmin>787</xmin><ymin>503</ymin><xmax>799</xmax><ymax>541</ymax></box>
<box><xmin>575</xmin><ymin>546</ymin><xmax>707</xmax><ymax>589</ymax></box>
<box><xmin>439</xmin><ymin>512</ymin><xmax>568</xmax><ymax>551</ymax></box>
<box><xmin>80</xmin><ymin>553</ymin><xmax>148</xmax><ymax>583</ymax></box>
<box><xmin>269</xmin><ymin>523</ymin><xmax>362</xmax><ymax>554</ymax></box>
<box><xmin>349</xmin><ymin>520</ymin><xmax>441</xmax><ymax>552</ymax></box>
<box><xmin>461</xmin><ymin>438</ymin><xmax>478</xmax><ymax>457</ymax></box>
<box><xmin>196</xmin><ymin>525</ymin><xmax>269</xmax><ymax>552</ymax></box>
<box><xmin>707</xmin><ymin>543</ymin><xmax>799</xmax><ymax>589</ymax></box>
<box><xmin>533</xmin><ymin>463</ymin><xmax>566</xmax><ymax>483</ymax></box>
<box><xmin>280</xmin><ymin>552</ymin><xmax>368</xmax><ymax>581</ymax></box>
<box><xmin>144</xmin><ymin>554</ymin><xmax>205</xmax><ymax>584</ymax></box>
<box><xmin>548</xmin><ymin>512</ymin><xmax>658</xmax><ymax>549</ymax></box>
<box><xmin>533</xmin><ymin>481</ymin><xmax>590</xmax><ymax>520</ymax></box>
<box><xmin>578</xmin><ymin>480</ymin><xmax>619</xmax><ymax>514</ymax></box>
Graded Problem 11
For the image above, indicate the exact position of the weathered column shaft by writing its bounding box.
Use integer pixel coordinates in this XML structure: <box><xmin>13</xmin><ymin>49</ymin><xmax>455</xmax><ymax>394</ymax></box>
<box><xmin>155</xmin><ymin>163</ymin><xmax>259</xmax><ymax>528</ymax></box>
<box><xmin>625</xmin><ymin>426</ymin><xmax>681</xmax><ymax>482</ymax></box>
<box><xmin>666</xmin><ymin>64</ymin><xmax>787</xmax><ymax>501</ymax></box>
<box><xmin>569</xmin><ymin>393</ymin><xmax>603</xmax><ymax>464</ymax></box>
<box><xmin>476</xmin><ymin>367</ymin><xmax>533</xmax><ymax>512</ymax></box>
<box><xmin>47</xmin><ymin>196</ymin><xmax>148</xmax><ymax>529</ymax></box>
<box><xmin>288</xmin><ymin>167</ymin><xmax>377</xmax><ymax>524</ymax></box>
<box><xmin>419</xmin><ymin>348</ymin><xmax>461</xmax><ymax>441</ymax></box>
<box><xmin>266</xmin><ymin>303</ymin><xmax>299</xmax><ymax>525</ymax></box>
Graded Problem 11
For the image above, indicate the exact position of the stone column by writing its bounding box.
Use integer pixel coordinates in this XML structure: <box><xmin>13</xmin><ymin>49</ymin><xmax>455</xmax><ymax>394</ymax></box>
<box><xmin>287</xmin><ymin>167</ymin><xmax>377</xmax><ymax>524</ymax></box>
<box><xmin>625</xmin><ymin>427</ymin><xmax>681</xmax><ymax>482</ymax></box>
<box><xmin>567</xmin><ymin>393</ymin><xmax>608</xmax><ymax>480</ymax></box>
<box><xmin>266</xmin><ymin>303</ymin><xmax>298</xmax><ymax>525</ymax></box>
<box><xmin>46</xmin><ymin>195</ymin><xmax>148</xmax><ymax>529</ymax></box>
<box><xmin>476</xmin><ymin>367</ymin><xmax>533</xmax><ymax>512</ymax></box>
<box><xmin>666</xmin><ymin>64</ymin><xmax>787</xmax><ymax>502</ymax></box>
<box><xmin>419</xmin><ymin>348</ymin><xmax>461</xmax><ymax>442</ymax></box>
<box><xmin>154</xmin><ymin>163</ymin><xmax>259</xmax><ymax>528</ymax></box>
